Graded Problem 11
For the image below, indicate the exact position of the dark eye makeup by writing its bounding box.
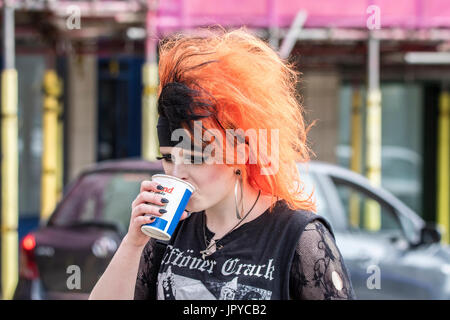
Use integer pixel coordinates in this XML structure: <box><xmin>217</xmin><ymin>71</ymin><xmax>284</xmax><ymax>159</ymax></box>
<box><xmin>156</xmin><ymin>154</ymin><xmax>173</xmax><ymax>162</ymax></box>
<box><xmin>157</xmin><ymin>153</ymin><xmax>209</xmax><ymax>164</ymax></box>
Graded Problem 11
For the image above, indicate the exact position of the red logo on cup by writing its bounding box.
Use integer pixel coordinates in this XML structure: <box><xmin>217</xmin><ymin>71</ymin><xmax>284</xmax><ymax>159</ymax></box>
<box><xmin>163</xmin><ymin>186</ymin><xmax>174</xmax><ymax>193</ymax></box>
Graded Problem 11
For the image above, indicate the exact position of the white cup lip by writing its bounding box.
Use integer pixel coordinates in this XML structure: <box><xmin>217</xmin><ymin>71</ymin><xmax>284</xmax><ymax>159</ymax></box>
<box><xmin>151</xmin><ymin>174</ymin><xmax>196</xmax><ymax>193</ymax></box>
<box><xmin>141</xmin><ymin>225</ymin><xmax>171</xmax><ymax>241</ymax></box>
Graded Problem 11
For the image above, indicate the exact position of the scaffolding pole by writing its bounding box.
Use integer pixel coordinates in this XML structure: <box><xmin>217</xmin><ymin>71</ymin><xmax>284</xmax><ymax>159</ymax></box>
<box><xmin>142</xmin><ymin>0</ymin><xmax>160</xmax><ymax>161</ymax></box>
<box><xmin>40</xmin><ymin>70</ymin><xmax>62</xmax><ymax>222</ymax></box>
<box><xmin>349</xmin><ymin>85</ymin><xmax>363</xmax><ymax>228</ymax></box>
<box><xmin>364</xmin><ymin>33</ymin><xmax>382</xmax><ymax>232</ymax></box>
<box><xmin>1</xmin><ymin>1</ymin><xmax>18</xmax><ymax>300</ymax></box>
<box><xmin>437</xmin><ymin>88</ymin><xmax>449</xmax><ymax>244</ymax></box>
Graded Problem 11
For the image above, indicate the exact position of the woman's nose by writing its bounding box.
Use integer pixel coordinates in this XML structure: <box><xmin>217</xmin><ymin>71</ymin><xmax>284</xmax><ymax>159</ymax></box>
<box><xmin>170</xmin><ymin>162</ymin><xmax>189</xmax><ymax>181</ymax></box>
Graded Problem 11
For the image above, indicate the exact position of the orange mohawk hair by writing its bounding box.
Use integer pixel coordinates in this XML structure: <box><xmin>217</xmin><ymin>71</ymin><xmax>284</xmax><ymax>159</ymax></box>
<box><xmin>158</xmin><ymin>27</ymin><xmax>316</xmax><ymax>213</ymax></box>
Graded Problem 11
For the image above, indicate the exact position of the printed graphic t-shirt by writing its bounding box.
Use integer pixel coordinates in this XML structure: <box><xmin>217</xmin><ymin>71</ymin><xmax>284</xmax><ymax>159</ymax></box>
<box><xmin>134</xmin><ymin>200</ymin><xmax>356</xmax><ymax>300</ymax></box>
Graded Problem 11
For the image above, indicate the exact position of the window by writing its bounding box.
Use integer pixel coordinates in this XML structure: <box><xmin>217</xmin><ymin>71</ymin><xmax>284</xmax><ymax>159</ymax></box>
<box><xmin>338</xmin><ymin>83</ymin><xmax>423</xmax><ymax>215</ymax></box>
<box><xmin>102</xmin><ymin>173</ymin><xmax>152</xmax><ymax>231</ymax></box>
<box><xmin>332</xmin><ymin>178</ymin><xmax>403</xmax><ymax>237</ymax></box>
<box><xmin>50</xmin><ymin>171</ymin><xmax>153</xmax><ymax>233</ymax></box>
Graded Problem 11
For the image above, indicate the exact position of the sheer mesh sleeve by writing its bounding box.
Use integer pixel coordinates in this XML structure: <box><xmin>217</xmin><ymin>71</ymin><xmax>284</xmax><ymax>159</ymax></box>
<box><xmin>289</xmin><ymin>220</ymin><xmax>356</xmax><ymax>300</ymax></box>
<box><xmin>134</xmin><ymin>238</ymin><xmax>159</xmax><ymax>300</ymax></box>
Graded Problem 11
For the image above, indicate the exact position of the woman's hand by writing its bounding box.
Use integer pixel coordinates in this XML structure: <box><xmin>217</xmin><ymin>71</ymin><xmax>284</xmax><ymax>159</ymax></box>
<box><xmin>124</xmin><ymin>180</ymin><xmax>190</xmax><ymax>248</ymax></box>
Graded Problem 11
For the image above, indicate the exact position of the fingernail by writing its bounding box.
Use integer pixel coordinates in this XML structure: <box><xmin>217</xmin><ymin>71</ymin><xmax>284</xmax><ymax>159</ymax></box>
<box><xmin>161</xmin><ymin>198</ymin><xmax>169</xmax><ymax>203</ymax></box>
<box><xmin>159</xmin><ymin>208</ymin><xmax>167</xmax><ymax>214</ymax></box>
<box><xmin>157</xmin><ymin>185</ymin><xmax>164</xmax><ymax>190</ymax></box>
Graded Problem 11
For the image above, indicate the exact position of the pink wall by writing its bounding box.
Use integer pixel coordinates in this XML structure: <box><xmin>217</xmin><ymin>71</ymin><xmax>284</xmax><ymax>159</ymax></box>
<box><xmin>157</xmin><ymin>0</ymin><xmax>450</xmax><ymax>30</ymax></box>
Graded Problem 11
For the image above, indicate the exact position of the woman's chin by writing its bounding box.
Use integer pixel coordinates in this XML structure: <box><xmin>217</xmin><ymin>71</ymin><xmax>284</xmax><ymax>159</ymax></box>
<box><xmin>185</xmin><ymin>199</ymin><xmax>203</xmax><ymax>213</ymax></box>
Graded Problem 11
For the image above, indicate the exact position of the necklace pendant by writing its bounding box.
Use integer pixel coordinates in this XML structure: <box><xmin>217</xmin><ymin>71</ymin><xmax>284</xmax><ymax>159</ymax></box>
<box><xmin>200</xmin><ymin>249</ymin><xmax>212</xmax><ymax>260</ymax></box>
<box><xmin>201</xmin><ymin>238</ymin><xmax>217</xmax><ymax>260</ymax></box>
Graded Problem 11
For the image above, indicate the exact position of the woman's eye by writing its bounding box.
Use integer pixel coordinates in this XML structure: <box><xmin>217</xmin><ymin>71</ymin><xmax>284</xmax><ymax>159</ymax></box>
<box><xmin>157</xmin><ymin>154</ymin><xmax>173</xmax><ymax>162</ymax></box>
<box><xmin>157</xmin><ymin>154</ymin><xmax>209</xmax><ymax>164</ymax></box>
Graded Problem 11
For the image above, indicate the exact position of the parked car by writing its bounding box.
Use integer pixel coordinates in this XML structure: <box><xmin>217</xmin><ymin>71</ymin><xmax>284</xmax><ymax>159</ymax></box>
<box><xmin>14</xmin><ymin>158</ymin><xmax>450</xmax><ymax>299</ymax></box>
<box><xmin>336</xmin><ymin>144</ymin><xmax>423</xmax><ymax>214</ymax></box>
<box><xmin>14</xmin><ymin>158</ymin><xmax>162</xmax><ymax>300</ymax></box>
<box><xmin>297</xmin><ymin>161</ymin><xmax>449</xmax><ymax>299</ymax></box>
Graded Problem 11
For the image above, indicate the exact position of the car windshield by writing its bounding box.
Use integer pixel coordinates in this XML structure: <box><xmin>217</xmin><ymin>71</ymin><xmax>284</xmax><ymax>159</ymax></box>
<box><xmin>49</xmin><ymin>171</ymin><xmax>153</xmax><ymax>233</ymax></box>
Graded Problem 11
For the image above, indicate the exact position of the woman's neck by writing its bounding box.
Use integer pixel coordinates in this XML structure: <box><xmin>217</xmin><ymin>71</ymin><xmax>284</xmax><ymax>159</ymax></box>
<box><xmin>204</xmin><ymin>181</ymin><xmax>274</xmax><ymax>237</ymax></box>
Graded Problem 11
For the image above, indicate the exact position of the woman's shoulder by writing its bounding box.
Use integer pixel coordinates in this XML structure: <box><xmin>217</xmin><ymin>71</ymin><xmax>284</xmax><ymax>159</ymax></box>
<box><xmin>272</xmin><ymin>200</ymin><xmax>335</xmax><ymax>238</ymax></box>
<box><xmin>270</xmin><ymin>199</ymin><xmax>320</xmax><ymax>221</ymax></box>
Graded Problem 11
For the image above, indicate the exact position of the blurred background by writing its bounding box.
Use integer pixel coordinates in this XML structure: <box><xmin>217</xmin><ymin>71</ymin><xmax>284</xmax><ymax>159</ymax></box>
<box><xmin>1</xmin><ymin>0</ymin><xmax>450</xmax><ymax>300</ymax></box>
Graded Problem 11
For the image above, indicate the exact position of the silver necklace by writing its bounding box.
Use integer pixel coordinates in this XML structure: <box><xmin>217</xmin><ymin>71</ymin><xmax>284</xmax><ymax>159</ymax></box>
<box><xmin>200</xmin><ymin>190</ymin><xmax>261</xmax><ymax>260</ymax></box>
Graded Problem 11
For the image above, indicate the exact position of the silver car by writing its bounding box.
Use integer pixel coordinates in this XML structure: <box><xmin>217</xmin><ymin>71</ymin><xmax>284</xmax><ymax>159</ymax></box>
<box><xmin>298</xmin><ymin>161</ymin><xmax>450</xmax><ymax>299</ymax></box>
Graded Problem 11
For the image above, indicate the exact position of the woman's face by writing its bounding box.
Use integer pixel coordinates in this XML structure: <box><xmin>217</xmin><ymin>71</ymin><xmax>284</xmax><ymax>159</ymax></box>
<box><xmin>159</xmin><ymin>146</ymin><xmax>236</xmax><ymax>213</ymax></box>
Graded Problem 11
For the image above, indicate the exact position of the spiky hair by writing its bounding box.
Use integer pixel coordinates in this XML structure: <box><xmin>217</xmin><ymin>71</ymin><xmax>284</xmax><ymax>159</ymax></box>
<box><xmin>157</xmin><ymin>27</ymin><xmax>315</xmax><ymax>212</ymax></box>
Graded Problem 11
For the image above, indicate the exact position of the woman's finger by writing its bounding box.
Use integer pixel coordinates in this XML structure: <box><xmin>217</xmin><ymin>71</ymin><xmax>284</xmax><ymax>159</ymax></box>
<box><xmin>179</xmin><ymin>210</ymin><xmax>192</xmax><ymax>221</ymax></box>
<box><xmin>133</xmin><ymin>191</ymin><xmax>168</xmax><ymax>208</ymax></box>
<box><xmin>132</xmin><ymin>203</ymin><xmax>167</xmax><ymax>219</ymax></box>
<box><xmin>133</xmin><ymin>215</ymin><xmax>156</xmax><ymax>227</ymax></box>
<box><xmin>140</xmin><ymin>180</ymin><xmax>165</xmax><ymax>194</ymax></box>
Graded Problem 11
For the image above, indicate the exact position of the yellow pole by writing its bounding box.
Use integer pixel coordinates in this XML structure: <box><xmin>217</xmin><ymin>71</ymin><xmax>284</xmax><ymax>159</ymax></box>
<box><xmin>349</xmin><ymin>86</ymin><xmax>362</xmax><ymax>228</ymax></box>
<box><xmin>364</xmin><ymin>34</ymin><xmax>382</xmax><ymax>232</ymax></box>
<box><xmin>364</xmin><ymin>88</ymin><xmax>382</xmax><ymax>231</ymax></box>
<box><xmin>437</xmin><ymin>89</ymin><xmax>449</xmax><ymax>244</ymax></box>
<box><xmin>41</xmin><ymin>70</ymin><xmax>62</xmax><ymax>222</ymax></box>
<box><xmin>1</xmin><ymin>68</ymin><xmax>18</xmax><ymax>300</ymax></box>
<box><xmin>142</xmin><ymin>63</ymin><xmax>160</xmax><ymax>161</ymax></box>
<box><xmin>142</xmin><ymin>0</ymin><xmax>160</xmax><ymax>161</ymax></box>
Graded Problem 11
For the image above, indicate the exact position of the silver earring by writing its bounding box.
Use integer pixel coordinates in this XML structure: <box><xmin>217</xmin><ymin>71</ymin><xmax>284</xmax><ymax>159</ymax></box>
<box><xmin>234</xmin><ymin>169</ymin><xmax>244</xmax><ymax>219</ymax></box>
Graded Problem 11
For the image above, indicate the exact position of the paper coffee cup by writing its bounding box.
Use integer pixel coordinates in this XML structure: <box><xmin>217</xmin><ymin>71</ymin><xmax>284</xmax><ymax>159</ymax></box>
<box><xmin>140</xmin><ymin>174</ymin><xmax>195</xmax><ymax>241</ymax></box>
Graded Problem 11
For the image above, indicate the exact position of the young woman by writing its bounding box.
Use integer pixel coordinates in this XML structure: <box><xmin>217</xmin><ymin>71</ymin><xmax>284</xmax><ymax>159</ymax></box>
<box><xmin>90</xmin><ymin>28</ymin><xmax>355</xmax><ymax>300</ymax></box>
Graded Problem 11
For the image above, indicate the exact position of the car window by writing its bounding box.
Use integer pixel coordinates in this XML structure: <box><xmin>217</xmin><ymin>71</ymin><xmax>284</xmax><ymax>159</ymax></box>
<box><xmin>102</xmin><ymin>173</ymin><xmax>152</xmax><ymax>230</ymax></box>
<box><xmin>332</xmin><ymin>177</ymin><xmax>403</xmax><ymax>237</ymax></box>
<box><xmin>50</xmin><ymin>171</ymin><xmax>153</xmax><ymax>233</ymax></box>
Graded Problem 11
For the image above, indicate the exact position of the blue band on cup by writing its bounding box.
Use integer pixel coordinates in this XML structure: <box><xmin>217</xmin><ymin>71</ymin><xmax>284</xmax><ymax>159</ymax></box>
<box><xmin>167</xmin><ymin>189</ymin><xmax>192</xmax><ymax>235</ymax></box>
<box><xmin>146</xmin><ymin>217</ymin><xmax>168</xmax><ymax>230</ymax></box>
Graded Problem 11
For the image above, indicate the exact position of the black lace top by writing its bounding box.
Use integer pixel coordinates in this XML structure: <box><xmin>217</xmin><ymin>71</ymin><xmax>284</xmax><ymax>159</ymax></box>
<box><xmin>289</xmin><ymin>220</ymin><xmax>355</xmax><ymax>299</ymax></box>
<box><xmin>134</xmin><ymin>202</ymin><xmax>356</xmax><ymax>300</ymax></box>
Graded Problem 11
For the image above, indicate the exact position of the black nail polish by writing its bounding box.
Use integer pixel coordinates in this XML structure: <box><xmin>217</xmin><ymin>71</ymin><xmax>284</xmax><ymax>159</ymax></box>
<box><xmin>157</xmin><ymin>185</ymin><xmax>164</xmax><ymax>190</ymax></box>
<box><xmin>159</xmin><ymin>208</ymin><xmax>167</xmax><ymax>214</ymax></box>
<box><xmin>161</xmin><ymin>198</ymin><xmax>169</xmax><ymax>203</ymax></box>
